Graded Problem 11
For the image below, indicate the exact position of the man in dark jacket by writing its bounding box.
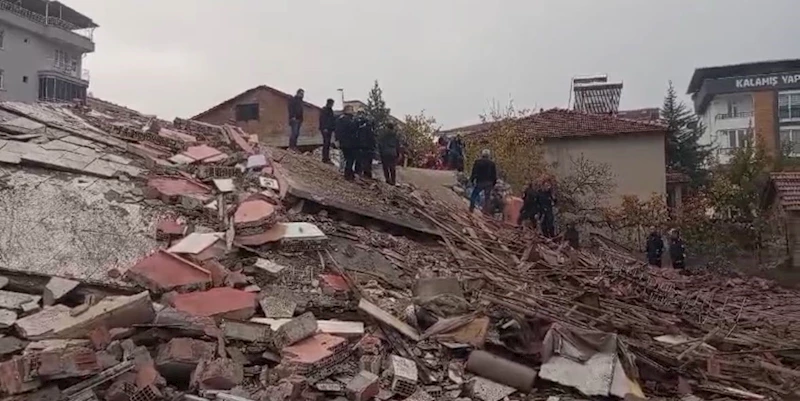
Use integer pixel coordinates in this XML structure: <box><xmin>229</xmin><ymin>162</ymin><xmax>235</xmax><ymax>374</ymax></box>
<box><xmin>537</xmin><ymin>180</ymin><xmax>557</xmax><ymax>238</ymax></box>
<box><xmin>518</xmin><ymin>181</ymin><xmax>539</xmax><ymax>228</ymax></box>
<box><xmin>355</xmin><ymin>113</ymin><xmax>376</xmax><ymax>179</ymax></box>
<box><xmin>335</xmin><ymin>105</ymin><xmax>358</xmax><ymax>180</ymax></box>
<box><xmin>669</xmin><ymin>229</ymin><xmax>687</xmax><ymax>269</ymax></box>
<box><xmin>318</xmin><ymin>98</ymin><xmax>336</xmax><ymax>163</ymax></box>
<box><xmin>645</xmin><ymin>227</ymin><xmax>664</xmax><ymax>267</ymax></box>
<box><xmin>469</xmin><ymin>149</ymin><xmax>497</xmax><ymax>213</ymax></box>
<box><xmin>287</xmin><ymin>89</ymin><xmax>305</xmax><ymax>150</ymax></box>
<box><xmin>378</xmin><ymin>122</ymin><xmax>400</xmax><ymax>185</ymax></box>
<box><xmin>448</xmin><ymin>135</ymin><xmax>465</xmax><ymax>172</ymax></box>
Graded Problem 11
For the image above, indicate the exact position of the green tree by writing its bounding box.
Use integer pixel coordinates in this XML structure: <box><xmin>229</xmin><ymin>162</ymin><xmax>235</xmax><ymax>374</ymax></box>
<box><xmin>365</xmin><ymin>80</ymin><xmax>391</xmax><ymax>131</ymax></box>
<box><xmin>661</xmin><ymin>81</ymin><xmax>713</xmax><ymax>188</ymax></box>
<box><xmin>402</xmin><ymin>111</ymin><xmax>439</xmax><ymax>167</ymax></box>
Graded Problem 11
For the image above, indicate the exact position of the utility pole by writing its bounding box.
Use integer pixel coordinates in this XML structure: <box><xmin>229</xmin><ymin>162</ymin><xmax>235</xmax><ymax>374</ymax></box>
<box><xmin>337</xmin><ymin>89</ymin><xmax>345</xmax><ymax>107</ymax></box>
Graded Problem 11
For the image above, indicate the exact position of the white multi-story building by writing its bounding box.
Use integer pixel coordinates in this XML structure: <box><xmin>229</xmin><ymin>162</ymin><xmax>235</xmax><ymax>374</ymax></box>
<box><xmin>688</xmin><ymin>60</ymin><xmax>800</xmax><ymax>164</ymax></box>
<box><xmin>0</xmin><ymin>0</ymin><xmax>97</xmax><ymax>103</ymax></box>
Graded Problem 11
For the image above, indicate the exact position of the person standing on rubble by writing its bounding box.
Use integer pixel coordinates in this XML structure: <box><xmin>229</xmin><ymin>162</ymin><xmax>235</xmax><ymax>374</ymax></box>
<box><xmin>378</xmin><ymin>122</ymin><xmax>400</xmax><ymax>185</ymax></box>
<box><xmin>448</xmin><ymin>135</ymin><xmax>465</xmax><ymax>172</ymax></box>
<box><xmin>335</xmin><ymin>105</ymin><xmax>358</xmax><ymax>180</ymax></box>
<box><xmin>355</xmin><ymin>112</ymin><xmax>377</xmax><ymax>179</ymax></box>
<box><xmin>646</xmin><ymin>227</ymin><xmax>664</xmax><ymax>267</ymax></box>
<box><xmin>537</xmin><ymin>178</ymin><xmax>557</xmax><ymax>238</ymax></box>
<box><xmin>318</xmin><ymin>98</ymin><xmax>336</xmax><ymax>164</ymax></box>
<box><xmin>469</xmin><ymin>149</ymin><xmax>497</xmax><ymax>213</ymax></box>
<box><xmin>288</xmin><ymin>89</ymin><xmax>305</xmax><ymax>150</ymax></box>
<box><xmin>518</xmin><ymin>180</ymin><xmax>540</xmax><ymax>228</ymax></box>
<box><xmin>668</xmin><ymin>228</ymin><xmax>687</xmax><ymax>270</ymax></box>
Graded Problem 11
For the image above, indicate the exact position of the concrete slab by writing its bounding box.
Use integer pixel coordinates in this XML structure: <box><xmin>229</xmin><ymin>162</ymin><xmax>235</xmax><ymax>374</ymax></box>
<box><xmin>220</xmin><ymin>320</ymin><xmax>273</xmax><ymax>343</ymax></box>
<box><xmin>100</xmin><ymin>154</ymin><xmax>132</xmax><ymax>165</ymax></box>
<box><xmin>61</xmin><ymin>136</ymin><xmax>94</xmax><ymax>147</ymax></box>
<box><xmin>146</xmin><ymin>177</ymin><xmax>210</xmax><ymax>198</ymax></box>
<box><xmin>0</xmin><ymin>150</ymin><xmax>21</xmax><ymax>164</ymax></box>
<box><xmin>250</xmin><ymin>318</ymin><xmax>364</xmax><ymax>338</ymax></box>
<box><xmin>234</xmin><ymin>198</ymin><xmax>276</xmax><ymax>225</ymax></box>
<box><xmin>82</xmin><ymin>159</ymin><xmax>117</xmax><ymax>178</ymax></box>
<box><xmin>182</xmin><ymin>145</ymin><xmax>222</xmax><ymax>161</ymax></box>
<box><xmin>41</xmin><ymin>140</ymin><xmax>79</xmax><ymax>152</ymax></box>
<box><xmin>0</xmin><ymin>169</ymin><xmax>158</xmax><ymax>285</ymax></box>
<box><xmin>169</xmin><ymin>154</ymin><xmax>195</xmax><ymax>165</ymax></box>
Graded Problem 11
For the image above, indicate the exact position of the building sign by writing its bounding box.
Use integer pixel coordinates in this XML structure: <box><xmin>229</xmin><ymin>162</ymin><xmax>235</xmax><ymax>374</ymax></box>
<box><xmin>694</xmin><ymin>70</ymin><xmax>800</xmax><ymax>113</ymax></box>
<box><xmin>735</xmin><ymin>73</ymin><xmax>800</xmax><ymax>89</ymax></box>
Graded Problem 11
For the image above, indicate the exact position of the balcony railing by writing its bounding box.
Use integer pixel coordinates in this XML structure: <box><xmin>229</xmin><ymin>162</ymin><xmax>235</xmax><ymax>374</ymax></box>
<box><xmin>0</xmin><ymin>0</ymin><xmax>92</xmax><ymax>40</ymax></box>
<box><xmin>715</xmin><ymin>111</ymin><xmax>755</xmax><ymax>121</ymax></box>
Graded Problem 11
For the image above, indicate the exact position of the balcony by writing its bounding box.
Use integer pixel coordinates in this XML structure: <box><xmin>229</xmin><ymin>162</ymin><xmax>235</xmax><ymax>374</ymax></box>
<box><xmin>0</xmin><ymin>0</ymin><xmax>95</xmax><ymax>51</ymax></box>
<box><xmin>715</xmin><ymin>111</ymin><xmax>755</xmax><ymax>121</ymax></box>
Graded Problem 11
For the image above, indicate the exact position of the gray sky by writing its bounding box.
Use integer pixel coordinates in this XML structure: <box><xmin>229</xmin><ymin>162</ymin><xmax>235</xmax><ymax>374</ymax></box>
<box><xmin>71</xmin><ymin>0</ymin><xmax>799</xmax><ymax>128</ymax></box>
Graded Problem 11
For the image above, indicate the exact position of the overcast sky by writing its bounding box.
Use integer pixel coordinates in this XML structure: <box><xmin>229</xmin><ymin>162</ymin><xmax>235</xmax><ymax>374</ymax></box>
<box><xmin>69</xmin><ymin>0</ymin><xmax>798</xmax><ymax>128</ymax></box>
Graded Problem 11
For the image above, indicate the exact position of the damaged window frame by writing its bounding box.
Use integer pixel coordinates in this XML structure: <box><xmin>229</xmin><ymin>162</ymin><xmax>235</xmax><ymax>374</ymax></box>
<box><xmin>235</xmin><ymin>103</ymin><xmax>260</xmax><ymax>122</ymax></box>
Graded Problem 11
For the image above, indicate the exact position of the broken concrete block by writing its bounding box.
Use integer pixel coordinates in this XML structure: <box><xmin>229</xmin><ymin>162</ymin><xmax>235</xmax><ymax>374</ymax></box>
<box><xmin>37</xmin><ymin>346</ymin><xmax>101</xmax><ymax>379</ymax></box>
<box><xmin>14</xmin><ymin>292</ymin><xmax>155</xmax><ymax>340</ymax></box>
<box><xmin>359</xmin><ymin>354</ymin><xmax>383</xmax><ymax>375</ymax></box>
<box><xmin>251</xmin><ymin>318</ymin><xmax>365</xmax><ymax>338</ymax></box>
<box><xmin>152</xmin><ymin>307</ymin><xmax>221</xmax><ymax>337</ymax></box>
<box><xmin>247</xmin><ymin>154</ymin><xmax>268</xmax><ymax>169</ymax></box>
<box><xmin>168</xmin><ymin>232</ymin><xmax>223</xmax><ymax>255</ymax></box>
<box><xmin>221</xmin><ymin>320</ymin><xmax>273</xmax><ymax>343</ymax></box>
<box><xmin>191</xmin><ymin>358</ymin><xmax>244</xmax><ymax>390</ymax></box>
<box><xmin>388</xmin><ymin>355</ymin><xmax>418</xmax><ymax>397</ymax></box>
<box><xmin>171</xmin><ymin>288</ymin><xmax>256</xmax><ymax>320</ymax></box>
<box><xmin>0</xmin><ymin>336</ymin><xmax>27</xmax><ymax>357</ymax></box>
<box><xmin>43</xmin><ymin>277</ymin><xmax>79</xmax><ymax>306</ymax></box>
<box><xmin>468</xmin><ymin>377</ymin><xmax>516</xmax><ymax>401</ymax></box>
<box><xmin>213</xmin><ymin>179</ymin><xmax>235</xmax><ymax>193</ymax></box>
<box><xmin>346</xmin><ymin>370</ymin><xmax>380</xmax><ymax>401</ymax></box>
<box><xmin>259</xmin><ymin>296</ymin><xmax>296</xmax><ymax>318</ymax></box>
<box><xmin>273</xmin><ymin>312</ymin><xmax>318</xmax><ymax>348</ymax></box>
<box><xmin>0</xmin><ymin>290</ymin><xmax>42</xmax><ymax>311</ymax></box>
<box><xmin>403</xmin><ymin>390</ymin><xmax>434</xmax><ymax>401</ymax></box>
<box><xmin>254</xmin><ymin>258</ymin><xmax>287</xmax><ymax>277</ymax></box>
<box><xmin>0</xmin><ymin>309</ymin><xmax>18</xmax><ymax>328</ymax></box>
<box><xmin>155</xmin><ymin>338</ymin><xmax>216</xmax><ymax>382</ymax></box>
<box><xmin>126</xmin><ymin>250</ymin><xmax>212</xmax><ymax>293</ymax></box>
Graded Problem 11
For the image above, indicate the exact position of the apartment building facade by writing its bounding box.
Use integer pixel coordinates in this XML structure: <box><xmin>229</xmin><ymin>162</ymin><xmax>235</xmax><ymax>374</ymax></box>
<box><xmin>0</xmin><ymin>0</ymin><xmax>97</xmax><ymax>103</ymax></box>
<box><xmin>688</xmin><ymin>60</ymin><xmax>800</xmax><ymax>164</ymax></box>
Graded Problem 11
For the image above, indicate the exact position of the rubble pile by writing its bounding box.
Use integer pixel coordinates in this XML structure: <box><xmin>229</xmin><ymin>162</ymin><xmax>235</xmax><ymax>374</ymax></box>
<box><xmin>0</xmin><ymin>99</ymin><xmax>798</xmax><ymax>401</ymax></box>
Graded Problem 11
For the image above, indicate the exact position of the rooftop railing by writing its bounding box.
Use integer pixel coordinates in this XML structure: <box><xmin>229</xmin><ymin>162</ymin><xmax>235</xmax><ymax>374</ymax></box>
<box><xmin>0</xmin><ymin>0</ymin><xmax>92</xmax><ymax>40</ymax></box>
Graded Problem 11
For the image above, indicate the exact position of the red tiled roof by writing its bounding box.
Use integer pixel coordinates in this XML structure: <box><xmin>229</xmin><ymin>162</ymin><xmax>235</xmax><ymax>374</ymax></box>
<box><xmin>466</xmin><ymin>108</ymin><xmax>667</xmax><ymax>140</ymax></box>
<box><xmin>770</xmin><ymin>172</ymin><xmax>800</xmax><ymax>211</ymax></box>
<box><xmin>192</xmin><ymin>85</ymin><xmax>322</xmax><ymax>120</ymax></box>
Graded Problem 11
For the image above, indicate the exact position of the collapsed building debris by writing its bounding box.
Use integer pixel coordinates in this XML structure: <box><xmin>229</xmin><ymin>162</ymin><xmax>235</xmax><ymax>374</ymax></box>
<box><xmin>0</xmin><ymin>99</ymin><xmax>798</xmax><ymax>401</ymax></box>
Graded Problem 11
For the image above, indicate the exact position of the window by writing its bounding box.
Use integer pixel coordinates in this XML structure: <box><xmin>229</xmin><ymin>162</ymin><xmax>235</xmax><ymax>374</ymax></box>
<box><xmin>0</xmin><ymin>69</ymin><xmax>4</xmax><ymax>90</ymax></box>
<box><xmin>235</xmin><ymin>103</ymin><xmax>259</xmax><ymax>121</ymax></box>
<box><xmin>781</xmin><ymin>128</ymin><xmax>800</xmax><ymax>156</ymax></box>
<box><xmin>0</xmin><ymin>28</ymin><xmax>5</xmax><ymax>49</ymax></box>
<box><xmin>779</xmin><ymin>93</ymin><xmax>800</xmax><ymax>121</ymax></box>
<box><xmin>38</xmin><ymin>76</ymin><xmax>87</xmax><ymax>102</ymax></box>
<box><xmin>717</xmin><ymin>129</ymin><xmax>752</xmax><ymax>149</ymax></box>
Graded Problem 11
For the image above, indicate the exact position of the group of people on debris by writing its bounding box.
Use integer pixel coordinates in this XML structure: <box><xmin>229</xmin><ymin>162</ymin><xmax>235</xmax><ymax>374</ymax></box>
<box><xmin>646</xmin><ymin>227</ymin><xmax>686</xmax><ymax>269</ymax></box>
<box><xmin>288</xmin><ymin>90</ymin><xmax>401</xmax><ymax>185</ymax></box>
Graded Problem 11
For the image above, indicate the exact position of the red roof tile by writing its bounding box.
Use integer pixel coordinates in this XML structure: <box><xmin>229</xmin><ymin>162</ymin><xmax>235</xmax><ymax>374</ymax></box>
<box><xmin>770</xmin><ymin>172</ymin><xmax>800</xmax><ymax>211</ymax></box>
<box><xmin>467</xmin><ymin>108</ymin><xmax>667</xmax><ymax>140</ymax></box>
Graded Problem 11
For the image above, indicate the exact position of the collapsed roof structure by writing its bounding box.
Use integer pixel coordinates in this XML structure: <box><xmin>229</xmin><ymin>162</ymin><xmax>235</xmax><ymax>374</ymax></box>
<box><xmin>0</xmin><ymin>98</ymin><xmax>797</xmax><ymax>401</ymax></box>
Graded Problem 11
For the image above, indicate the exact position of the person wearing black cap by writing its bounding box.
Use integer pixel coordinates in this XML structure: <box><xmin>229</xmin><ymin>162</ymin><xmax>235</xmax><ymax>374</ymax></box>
<box><xmin>335</xmin><ymin>105</ymin><xmax>358</xmax><ymax>180</ymax></box>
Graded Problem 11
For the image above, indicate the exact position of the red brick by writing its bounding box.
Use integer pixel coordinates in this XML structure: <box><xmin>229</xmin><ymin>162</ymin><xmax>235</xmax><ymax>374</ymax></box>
<box><xmin>88</xmin><ymin>325</ymin><xmax>111</xmax><ymax>350</ymax></box>
<box><xmin>126</xmin><ymin>250</ymin><xmax>212</xmax><ymax>293</ymax></box>
<box><xmin>170</xmin><ymin>287</ymin><xmax>256</xmax><ymax>320</ymax></box>
<box><xmin>36</xmin><ymin>347</ymin><xmax>100</xmax><ymax>379</ymax></box>
<box><xmin>145</xmin><ymin>177</ymin><xmax>211</xmax><ymax>200</ymax></box>
<box><xmin>234</xmin><ymin>197</ymin><xmax>277</xmax><ymax>227</ymax></box>
<box><xmin>0</xmin><ymin>356</ymin><xmax>40</xmax><ymax>395</ymax></box>
<box><xmin>319</xmin><ymin>274</ymin><xmax>349</xmax><ymax>295</ymax></box>
<box><xmin>281</xmin><ymin>333</ymin><xmax>348</xmax><ymax>374</ymax></box>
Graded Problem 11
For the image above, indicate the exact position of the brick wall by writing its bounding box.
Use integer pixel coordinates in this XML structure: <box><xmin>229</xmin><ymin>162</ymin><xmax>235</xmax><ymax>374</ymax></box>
<box><xmin>753</xmin><ymin>90</ymin><xmax>778</xmax><ymax>157</ymax></box>
<box><xmin>195</xmin><ymin>88</ymin><xmax>323</xmax><ymax>147</ymax></box>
